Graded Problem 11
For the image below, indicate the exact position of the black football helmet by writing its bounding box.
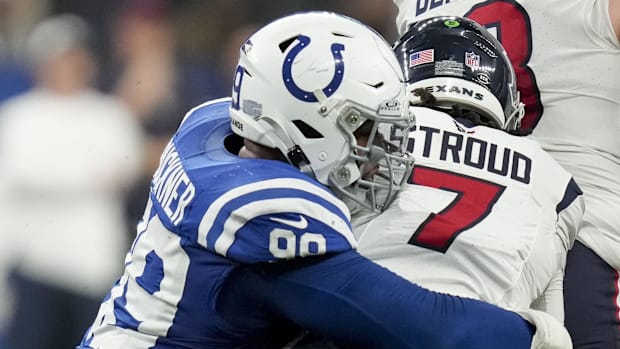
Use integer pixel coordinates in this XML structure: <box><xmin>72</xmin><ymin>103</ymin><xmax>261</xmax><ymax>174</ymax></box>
<box><xmin>393</xmin><ymin>16</ymin><xmax>524</xmax><ymax>131</ymax></box>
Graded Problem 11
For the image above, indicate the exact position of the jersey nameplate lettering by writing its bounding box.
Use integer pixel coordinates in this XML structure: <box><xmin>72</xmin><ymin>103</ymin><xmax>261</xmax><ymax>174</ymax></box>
<box><xmin>408</xmin><ymin>125</ymin><xmax>532</xmax><ymax>184</ymax></box>
<box><xmin>151</xmin><ymin>142</ymin><xmax>196</xmax><ymax>225</ymax></box>
<box><xmin>415</xmin><ymin>0</ymin><xmax>455</xmax><ymax>16</ymax></box>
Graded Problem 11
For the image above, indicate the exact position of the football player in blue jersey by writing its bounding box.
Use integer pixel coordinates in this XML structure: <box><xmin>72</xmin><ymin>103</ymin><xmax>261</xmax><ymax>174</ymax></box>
<box><xmin>78</xmin><ymin>11</ymin><xmax>540</xmax><ymax>349</ymax></box>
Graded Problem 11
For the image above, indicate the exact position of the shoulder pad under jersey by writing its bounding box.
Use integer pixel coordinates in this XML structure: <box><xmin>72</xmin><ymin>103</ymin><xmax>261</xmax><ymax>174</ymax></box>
<box><xmin>149</xmin><ymin>98</ymin><xmax>356</xmax><ymax>263</ymax></box>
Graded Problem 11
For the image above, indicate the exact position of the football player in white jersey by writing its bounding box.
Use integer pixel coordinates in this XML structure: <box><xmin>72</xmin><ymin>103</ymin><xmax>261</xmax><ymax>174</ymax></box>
<box><xmin>76</xmin><ymin>11</ymin><xmax>543</xmax><ymax>349</ymax></box>
<box><xmin>350</xmin><ymin>16</ymin><xmax>584</xmax><ymax>349</ymax></box>
<box><xmin>392</xmin><ymin>1</ymin><xmax>620</xmax><ymax>347</ymax></box>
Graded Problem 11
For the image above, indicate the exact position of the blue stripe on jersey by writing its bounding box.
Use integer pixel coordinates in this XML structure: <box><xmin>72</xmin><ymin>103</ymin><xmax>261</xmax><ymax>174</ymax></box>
<box><xmin>202</xmin><ymin>184</ymin><xmax>351</xmax><ymax>246</ymax></box>
<box><xmin>557</xmin><ymin>177</ymin><xmax>583</xmax><ymax>213</ymax></box>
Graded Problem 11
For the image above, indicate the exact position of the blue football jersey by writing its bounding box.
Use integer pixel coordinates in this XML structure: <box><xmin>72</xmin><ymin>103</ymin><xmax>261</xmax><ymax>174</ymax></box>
<box><xmin>78</xmin><ymin>98</ymin><xmax>538</xmax><ymax>349</ymax></box>
<box><xmin>78</xmin><ymin>98</ymin><xmax>357</xmax><ymax>348</ymax></box>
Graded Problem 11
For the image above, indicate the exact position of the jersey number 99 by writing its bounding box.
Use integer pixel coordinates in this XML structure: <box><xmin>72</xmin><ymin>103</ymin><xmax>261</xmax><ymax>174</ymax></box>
<box><xmin>269</xmin><ymin>229</ymin><xmax>327</xmax><ymax>258</ymax></box>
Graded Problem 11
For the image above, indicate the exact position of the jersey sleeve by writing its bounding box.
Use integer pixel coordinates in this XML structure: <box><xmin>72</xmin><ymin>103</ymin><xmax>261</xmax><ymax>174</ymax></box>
<box><xmin>556</xmin><ymin>177</ymin><xmax>584</xmax><ymax>250</ymax></box>
<box><xmin>531</xmin><ymin>268</ymin><xmax>565</xmax><ymax>322</ymax></box>
<box><xmin>189</xmin><ymin>165</ymin><xmax>357</xmax><ymax>264</ymax></box>
<box><xmin>151</xmin><ymin>150</ymin><xmax>356</xmax><ymax>264</ymax></box>
<box><xmin>197</xmin><ymin>175</ymin><xmax>356</xmax><ymax>263</ymax></box>
<box><xmin>216</xmin><ymin>250</ymin><xmax>535</xmax><ymax>349</ymax></box>
<box><xmin>532</xmin><ymin>147</ymin><xmax>584</xmax><ymax>251</ymax></box>
<box><xmin>145</xmin><ymin>98</ymin><xmax>357</xmax><ymax>264</ymax></box>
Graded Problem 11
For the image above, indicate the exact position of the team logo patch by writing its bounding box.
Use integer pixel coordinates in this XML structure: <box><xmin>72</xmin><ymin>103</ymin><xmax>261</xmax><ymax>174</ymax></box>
<box><xmin>378</xmin><ymin>99</ymin><xmax>402</xmax><ymax>116</ymax></box>
<box><xmin>465</xmin><ymin>52</ymin><xmax>480</xmax><ymax>69</ymax></box>
<box><xmin>269</xmin><ymin>215</ymin><xmax>309</xmax><ymax>230</ymax></box>
<box><xmin>475</xmin><ymin>72</ymin><xmax>491</xmax><ymax>87</ymax></box>
<box><xmin>282</xmin><ymin>35</ymin><xmax>345</xmax><ymax>103</ymax></box>
<box><xmin>409</xmin><ymin>49</ymin><xmax>434</xmax><ymax>67</ymax></box>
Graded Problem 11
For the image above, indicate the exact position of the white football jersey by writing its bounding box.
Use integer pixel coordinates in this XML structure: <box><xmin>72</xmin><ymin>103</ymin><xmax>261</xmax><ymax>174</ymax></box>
<box><xmin>354</xmin><ymin>108</ymin><xmax>584</xmax><ymax>320</ymax></box>
<box><xmin>393</xmin><ymin>0</ymin><xmax>620</xmax><ymax>270</ymax></box>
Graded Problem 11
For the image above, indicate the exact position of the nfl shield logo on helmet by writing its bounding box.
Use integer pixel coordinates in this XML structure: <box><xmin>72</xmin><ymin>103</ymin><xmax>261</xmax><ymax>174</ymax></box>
<box><xmin>465</xmin><ymin>52</ymin><xmax>480</xmax><ymax>69</ymax></box>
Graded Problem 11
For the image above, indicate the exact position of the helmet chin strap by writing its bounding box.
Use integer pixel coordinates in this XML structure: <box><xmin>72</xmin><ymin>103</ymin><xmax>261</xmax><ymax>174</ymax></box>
<box><xmin>286</xmin><ymin>145</ymin><xmax>314</xmax><ymax>177</ymax></box>
<box><xmin>260</xmin><ymin>110</ymin><xmax>315</xmax><ymax>178</ymax></box>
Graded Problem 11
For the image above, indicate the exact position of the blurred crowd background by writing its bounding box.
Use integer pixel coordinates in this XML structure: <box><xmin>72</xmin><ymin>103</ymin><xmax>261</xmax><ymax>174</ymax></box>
<box><xmin>0</xmin><ymin>0</ymin><xmax>400</xmax><ymax>348</ymax></box>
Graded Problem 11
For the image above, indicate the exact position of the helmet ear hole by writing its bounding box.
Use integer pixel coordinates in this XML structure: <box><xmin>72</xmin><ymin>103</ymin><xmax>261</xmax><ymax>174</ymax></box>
<box><xmin>292</xmin><ymin>120</ymin><xmax>324</xmax><ymax>139</ymax></box>
<box><xmin>331</xmin><ymin>32</ymin><xmax>353</xmax><ymax>38</ymax></box>
<box><xmin>279</xmin><ymin>36</ymin><xmax>298</xmax><ymax>52</ymax></box>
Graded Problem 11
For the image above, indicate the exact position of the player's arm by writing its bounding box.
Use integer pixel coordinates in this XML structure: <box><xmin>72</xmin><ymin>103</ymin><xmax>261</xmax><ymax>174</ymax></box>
<box><xmin>216</xmin><ymin>250</ymin><xmax>535</xmax><ymax>349</ymax></box>
<box><xmin>528</xmin><ymin>176</ymin><xmax>583</xmax><ymax>322</ymax></box>
<box><xmin>556</xmin><ymin>178</ymin><xmax>585</xmax><ymax>250</ymax></box>
<box><xmin>531</xmin><ymin>268</ymin><xmax>565</xmax><ymax>322</ymax></box>
<box><xmin>530</xmin><ymin>177</ymin><xmax>583</xmax><ymax>323</ymax></box>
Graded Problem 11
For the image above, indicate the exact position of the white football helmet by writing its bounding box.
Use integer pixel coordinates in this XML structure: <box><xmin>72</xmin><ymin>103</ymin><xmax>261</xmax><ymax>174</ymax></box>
<box><xmin>229</xmin><ymin>11</ymin><xmax>415</xmax><ymax>212</ymax></box>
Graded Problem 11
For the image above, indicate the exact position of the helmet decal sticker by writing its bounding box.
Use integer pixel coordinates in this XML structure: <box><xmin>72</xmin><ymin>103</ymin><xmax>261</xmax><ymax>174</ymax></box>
<box><xmin>474</xmin><ymin>41</ymin><xmax>498</xmax><ymax>58</ymax></box>
<box><xmin>282</xmin><ymin>35</ymin><xmax>345</xmax><ymax>103</ymax></box>
<box><xmin>475</xmin><ymin>72</ymin><xmax>492</xmax><ymax>88</ymax></box>
<box><xmin>444</xmin><ymin>19</ymin><xmax>461</xmax><ymax>28</ymax></box>
<box><xmin>465</xmin><ymin>52</ymin><xmax>481</xmax><ymax>69</ymax></box>
<box><xmin>434</xmin><ymin>60</ymin><xmax>464</xmax><ymax>77</ymax></box>
<box><xmin>409</xmin><ymin>49</ymin><xmax>435</xmax><ymax>67</ymax></box>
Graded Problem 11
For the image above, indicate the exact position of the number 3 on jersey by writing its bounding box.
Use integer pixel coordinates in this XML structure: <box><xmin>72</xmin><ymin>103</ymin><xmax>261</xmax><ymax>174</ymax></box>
<box><xmin>466</xmin><ymin>0</ymin><xmax>543</xmax><ymax>130</ymax></box>
<box><xmin>407</xmin><ymin>166</ymin><xmax>505</xmax><ymax>253</ymax></box>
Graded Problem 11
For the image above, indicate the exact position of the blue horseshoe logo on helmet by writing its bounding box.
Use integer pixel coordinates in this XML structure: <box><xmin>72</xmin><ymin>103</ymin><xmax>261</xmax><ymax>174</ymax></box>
<box><xmin>282</xmin><ymin>35</ymin><xmax>345</xmax><ymax>103</ymax></box>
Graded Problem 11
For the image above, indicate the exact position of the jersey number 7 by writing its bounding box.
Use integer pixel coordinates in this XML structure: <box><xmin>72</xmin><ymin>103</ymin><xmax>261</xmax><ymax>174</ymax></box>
<box><xmin>407</xmin><ymin>166</ymin><xmax>505</xmax><ymax>253</ymax></box>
